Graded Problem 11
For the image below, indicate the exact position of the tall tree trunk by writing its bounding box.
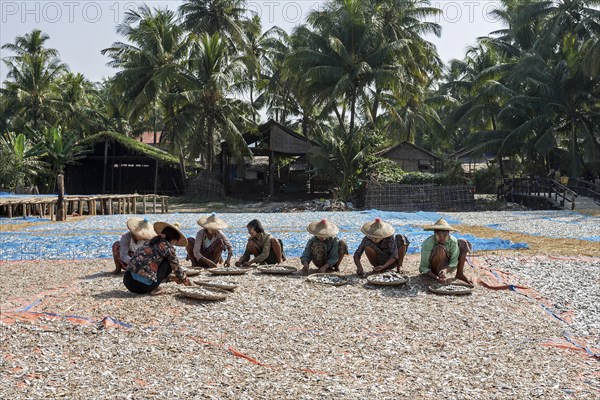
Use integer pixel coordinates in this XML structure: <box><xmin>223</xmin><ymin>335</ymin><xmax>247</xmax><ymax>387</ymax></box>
<box><xmin>57</xmin><ymin>174</ymin><xmax>65</xmax><ymax>221</ymax></box>
<box><xmin>178</xmin><ymin>144</ymin><xmax>187</xmax><ymax>184</ymax></box>
<box><xmin>349</xmin><ymin>92</ymin><xmax>356</xmax><ymax>141</ymax></box>
<box><xmin>208</xmin><ymin>124</ymin><xmax>214</xmax><ymax>172</ymax></box>
<box><xmin>492</xmin><ymin>116</ymin><xmax>505</xmax><ymax>177</ymax></box>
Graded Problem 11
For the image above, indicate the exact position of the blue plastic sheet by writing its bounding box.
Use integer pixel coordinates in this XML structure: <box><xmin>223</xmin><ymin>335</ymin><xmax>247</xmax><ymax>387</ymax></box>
<box><xmin>0</xmin><ymin>211</ymin><xmax>528</xmax><ymax>261</ymax></box>
<box><xmin>0</xmin><ymin>217</ymin><xmax>52</xmax><ymax>224</ymax></box>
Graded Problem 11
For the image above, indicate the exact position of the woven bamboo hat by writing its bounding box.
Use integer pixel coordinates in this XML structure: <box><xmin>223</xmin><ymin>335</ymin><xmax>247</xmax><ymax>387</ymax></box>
<box><xmin>197</xmin><ymin>214</ymin><xmax>228</xmax><ymax>230</ymax></box>
<box><xmin>154</xmin><ymin>222</ymin><xmax>188</xmax><ymax>247</ymax></box>
<box><xmin>361</xmin><ymin>218</ymin><xmax>395</xmax><ymax>239</ymax></box>
<box><xmin>423</xmin><ymin>218</ymin><xmax>459</xmax><ymax>232</ymax></box>
<box><xmin>307</xmin><ymin>218</ymin><xmax>339</xmax><ymax>238</ymax></box>
<box><xmin>126</xmin><ymin>217</ymin><xmax>156</xmax><ymax>240</ymax></box>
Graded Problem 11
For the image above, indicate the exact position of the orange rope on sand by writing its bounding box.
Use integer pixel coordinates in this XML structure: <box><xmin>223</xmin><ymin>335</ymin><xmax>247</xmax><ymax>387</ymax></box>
<box><xmin>227</xmin><ymin>347</ymin><xmax>273</xmax><ymax>368</ymax></box>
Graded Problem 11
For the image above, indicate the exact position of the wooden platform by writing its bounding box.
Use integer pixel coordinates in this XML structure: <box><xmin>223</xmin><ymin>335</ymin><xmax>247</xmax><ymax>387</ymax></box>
<box><xmin>0</xmin><ymin>194</ymin><xmax>170</xmax><ymax>220</ymax></box>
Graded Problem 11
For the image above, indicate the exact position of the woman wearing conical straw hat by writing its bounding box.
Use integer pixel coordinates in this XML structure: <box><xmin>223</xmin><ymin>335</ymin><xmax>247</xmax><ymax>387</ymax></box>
<box><xmin>123</xmin><ymin>222</ymin><xmax>191</xmax><ymax>295</ymax></box>
<box><xmin>185</xmin><ymin>214</ymin><xmax>234</xmax><ymax>268</ymax></box>
<box><xmin>300</xmin><ymin>219</ymin><xmax>348</xmax><ymax>275</ymax></box>
<box><xmin>235</xmin><ymin>219</ymin><xmax>285</xmax><ymax>267</ymax></box>
<box><xmin>110</xmin><ymin>217</ymin><xmax>157</xmax><ymax>275</ymax></box>
<box><xmin>353</xmin><ymin>218</ymin><xmax>410</xmax><ymax>277</ymax></box>
<box><xmin>420</xmin><ymin>218</ymin><xmax>473</xmax><ymax>284</ymax></box>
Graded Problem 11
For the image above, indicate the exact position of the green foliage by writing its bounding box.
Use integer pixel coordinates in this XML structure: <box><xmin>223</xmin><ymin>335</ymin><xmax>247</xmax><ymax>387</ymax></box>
<box><xmin>471</xmin><ymin>166</ymin><xmax>501</xmax><ymax>194</ymax></box>
<box><xmin>365</xmin><ymin>155</ymin><xmax>471</xmax><ymax>185</ymax></box>
<box><xmin>0</xmin><ymin>131</ymin><xmax>46</xmax><ymax>189</ymax></box>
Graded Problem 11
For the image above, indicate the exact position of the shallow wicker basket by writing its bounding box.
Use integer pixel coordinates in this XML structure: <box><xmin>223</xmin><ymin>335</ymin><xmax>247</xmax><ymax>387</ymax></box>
<box><xmin>428</xmin><ymin>282</ymin><xmax>474</xmax><ymax>295</ymax></box>
<box><xmin>178</xmin><ymin>286</ymin><xmax>229</xmax><ymax>301</ymax></box>
<box><xmin>194</xmin><ymin>279</ymin><xmax>239</xmax><ymax>291</ymax></box>
<box><xmin>182</xmin><ymin>269</ymin><xmax>201</xmax><ymax>277</ymax></box>
<box><xmin>366</xmin><ymin>272</ymin><xmax>409</xmax><ymax>286</ymax></box>
<box><xmin>208</xmin><ymin>268</ymin><xmax>249</xmax><ymax>276</ymax></box>
<box><xmin>306</xmin><ymin>273</ymin><xmax>348</xmax><ymax>286</ymax></box>
<box><xmin>257</xmin><ymin>264</ymin><xmax>298</xmax><ymax>275</ymax></box>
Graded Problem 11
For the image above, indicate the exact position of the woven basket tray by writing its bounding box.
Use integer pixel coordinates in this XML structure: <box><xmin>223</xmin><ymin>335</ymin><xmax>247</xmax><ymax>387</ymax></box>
<box><xmin>179</xmin><ymin>286</ymin><xmax>229</xmax><ymax>301</ymax></box>
<box><xmin>194</xmin><ymin>279</ymin><xmax>239</xmax><ymax>291</ymax></box>
<box><xmin>182</xmin><ymin>269</ymin><xmax>201</xmax><ymax>277</ymax></box>
<box><xmin>367</xmin><ymin>272</ymin><xmax>409</xmax><ymax>286</ymax></box>
<box><xmin>306</xmin><ymin>273</ymin><xmax>348</xmax><ymax>286</ymax></box>
<box><xmin>257</xmin><ymin>265</ymin><xmax>298</xmax><ymax>275</ymax></box>
<box><xmin>208</xmin><ymin>268</ymin><xmax>249</xmax><ymax>276</ymax></box>
<box><xmin>428</xmin><ymin>282</ymin><xmax>474</xmax><ymax>295</ymax></box>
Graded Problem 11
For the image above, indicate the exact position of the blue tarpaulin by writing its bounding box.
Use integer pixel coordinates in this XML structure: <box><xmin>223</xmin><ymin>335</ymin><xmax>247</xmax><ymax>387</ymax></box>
<box><xmin>0</xmin><ymin>211</ymin><xmax>528</xmax><ymax>261</ymax></box>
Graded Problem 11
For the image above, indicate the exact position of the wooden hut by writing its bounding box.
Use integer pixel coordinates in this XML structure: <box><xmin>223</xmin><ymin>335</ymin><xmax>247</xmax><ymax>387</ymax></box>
<box><xmin>447</xmin><ymin>143</ymin><xmax>492</xmax><ymax>174</ymax></box>
<box><xmin>375</xmin><ymin>141</ymin><xmax>441</xmax><ymax>172</ymax></box>
<box><xmin>219</xmin><ymin>120</ymin><xmax>320</xmax><ymax>198</ymax></box>
<box><xmin>65</xmin><ymin>131</ymin><xmax>186</xmax><ymax>195</ymax></box>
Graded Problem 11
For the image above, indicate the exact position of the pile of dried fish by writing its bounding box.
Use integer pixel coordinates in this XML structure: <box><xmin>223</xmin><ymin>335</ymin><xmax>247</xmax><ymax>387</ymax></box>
<box><xmin>306</xmin><ymin>273</ymin><xmax>348</xmax><ymax>286</ymax></box>
<box><xmin>194</xmin><ymin>280</ymin><xmax>239</xmax><ymax>291</ymax></box>
<box><xmin>207</xmin><ymin>267</ymin><xmax>248</xmax><ymax>275</ymax></box>
<box><xmin>1</xmin><ymin>250</ymin><xmax>598</xmax><ymax>398</ymax></box>
<box><xmin>366</xmin><ymin>272</ymin><xmax>408</xmax><ymax>286</ymax></box>
<box><xmin>429</xmin><ymin>283</ymin><xmax>474</xmax><ymax>295</ymax></box>
<box><xmin>179</xmin><ymin>286</ymin><xmax>229</xmax><ymax>301</ymax></box>
<box><xmin>257</xmin><ymin>264</ymin><xmax>297</xmax><ymax>274</ymax></box>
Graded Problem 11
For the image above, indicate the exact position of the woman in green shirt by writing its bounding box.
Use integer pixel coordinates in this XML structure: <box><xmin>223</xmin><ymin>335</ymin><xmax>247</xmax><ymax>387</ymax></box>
<box><xmin>235</xmin><ymin>219</ymin><xmax>285</xmax><ymax>267</ymax></box>
<box><xmin>300</xmin><ymin>219</ymin><xmax>348</xmax><ymax>275</ymax></box>
<box><xmin>419</xmin><ymin>218</ymin><xmax>472</xmax><ymax>284</ymax></box>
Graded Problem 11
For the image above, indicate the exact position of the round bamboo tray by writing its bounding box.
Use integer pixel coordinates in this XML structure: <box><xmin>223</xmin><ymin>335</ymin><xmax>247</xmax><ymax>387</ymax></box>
<box><xmin>306</xmin><ymin>273</ymin><xmax>348</xmax><ymax>286</ymax></box>
<box><xmin>257</xmin><ymin>264</ymin><xmax>298</xmax><ymax>275</ymax></box>
<box><xmin>428</xmin><ymin>282</ymin><xmax>474</xmax><ymax>295</ymax></box>
<box><xmin>208</xmin><ymin>268</ymin><xmax>249</xmax><ymax>276</ymax></box>
<box><xmin>194</xmin><ymin>279</ymin><xmax>239</xmax><ymax>291</ymax></box>
<box><xmin>367</xmin><ymin>272</ymin><xmax>409</xmax><ymax>286</ymax></box>
<box><xmin>179</xmin><ymin>286</ymin><xmax>229</xmax><ymax>301</ymax></box>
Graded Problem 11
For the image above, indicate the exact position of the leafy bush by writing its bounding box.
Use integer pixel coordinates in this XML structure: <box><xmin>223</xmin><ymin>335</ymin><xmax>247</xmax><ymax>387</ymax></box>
<box><xmin>365</xmin><ymin>156</ymin><xmax>471</xmax><ymax>185</ymax></box>
<box><xmin>472</xmin><ymin>165</ymin><xmax>501</xmax><ymax>193</ymax></box>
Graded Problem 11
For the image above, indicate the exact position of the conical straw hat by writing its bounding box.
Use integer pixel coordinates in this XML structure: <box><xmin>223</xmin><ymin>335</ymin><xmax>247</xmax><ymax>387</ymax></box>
<box><xmin>126</xmin><ymin>217</ymin><xmax>156</xmax><ymax>240</ymax></box>
<box><xmin>423</xmin><ymin>218</ymin><xmax>459</xmax><ymax>232</ymax></box>
<box><xmin>307</xmin><ymin>219</ymin><xmax>339</xmax><ymax>237</ymax></box>
<box><xmin>197</xmin><ymin>214</ymin><xmax>228</xmax><ymax>230</ymax></box>
<box><xmin>361</xmin><ymin>218</ymin><xmax>395</xmax><ymax>239</ymax></box>
<box><xmin>154</xmin><ymin>222</ymin><xmax>188</xmax><ymax>247</ymax></box>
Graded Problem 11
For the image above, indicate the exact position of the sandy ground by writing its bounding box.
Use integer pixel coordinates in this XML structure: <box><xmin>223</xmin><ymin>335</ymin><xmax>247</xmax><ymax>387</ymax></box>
<box><xmin>1</xmin><ymin>253</ymin><xmax>598</xmax><ymax>399</ymax></box>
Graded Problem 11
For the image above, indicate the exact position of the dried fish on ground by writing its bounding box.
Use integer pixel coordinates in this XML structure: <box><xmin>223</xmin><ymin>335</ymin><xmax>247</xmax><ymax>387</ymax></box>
<box><xmin>367</xmin><ymin>272</ymin><xmax>409</xmax><ymax>286</ymax></box>
<box><xmin>306</xmin><ymin>273</ymin><xmax>348</xmax><ymax>286</ymax></box>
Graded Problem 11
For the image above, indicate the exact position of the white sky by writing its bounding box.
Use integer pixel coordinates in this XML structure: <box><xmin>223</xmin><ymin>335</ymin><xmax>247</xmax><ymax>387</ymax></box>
<box><xmin>0</xmin><ymin>0</ymin><xmax>505</xmax><ymax>84</ymax></box>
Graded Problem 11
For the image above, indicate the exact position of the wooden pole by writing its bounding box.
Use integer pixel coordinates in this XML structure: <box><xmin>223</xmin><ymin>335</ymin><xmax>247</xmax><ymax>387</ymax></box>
<box><xmin>161</xmin><ymin>197</ymin><xmax>165</xmax><ymax>213</ymax></box>
<box><xmin>57</xmin><ymin>174</ymin><xmax>65</xmax><ymax>221</ymax></box>
<box><xmin>108</xmin><ymin>197</ymin><xmax>113</xmax><ymax>215</ymax></box>
<box><xmin>153</xmin><ymin>195</ymin><xmax>157</xmax><ymax>213</ymax></box>
<box><xmin>132</xmin><ymin>196</ymin><xmax>137</xmax><ymax>214</ymax></box>
<box><xmin>154</xmin><ymin>159</ymin><xmax>159</xmax><ymax>195</ymax></box>
<box><xmin>269</xmin><ymin>151</ymin><xmax>275</xmax><ymax>199</ymax></box>
<box><xmin>143</xmin><ymin>196</ymin><xmax>147</xmax><ymax>214</ymax></box>
<box><xmin>102</xmin><ymin>140</ymin><xmax>108</xmax><ymax>194</ymax></box>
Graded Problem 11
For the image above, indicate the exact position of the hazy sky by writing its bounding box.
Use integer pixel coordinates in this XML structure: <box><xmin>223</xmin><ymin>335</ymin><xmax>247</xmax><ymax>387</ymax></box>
<box><xmin>0</xmin><ymin>0</ymin><xmax>505</xmax><ymax>83</ymax></box>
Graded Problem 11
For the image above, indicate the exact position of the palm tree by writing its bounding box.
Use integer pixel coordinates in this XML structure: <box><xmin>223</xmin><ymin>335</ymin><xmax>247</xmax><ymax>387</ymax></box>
<box><xmin>102</xmin><ymin>5</ymin><xmax>190</xmax><ymax>143</ymax></box>
<box><xmin>1</xmin><ymin>30</ymin><xmax>68</xmax><ymax>130</ymax></box>
<box><xmin>286</xmin><ymin>0</ymin><xmax>405</xmax><ymax>140</ymax></box>
<box><xmin>166</xmin><ymin>33</ymin><xmax>253</xmax><ymax>172</ymax></box>
<box><xmin>179</xmin><ymin>0</ymin><xmax>249</xmax><ymax>48</ymax></box>
<box><xmin>0</xmin><ymin>131</ymin><xmax>46</xmax><ymax>190</ymax></box>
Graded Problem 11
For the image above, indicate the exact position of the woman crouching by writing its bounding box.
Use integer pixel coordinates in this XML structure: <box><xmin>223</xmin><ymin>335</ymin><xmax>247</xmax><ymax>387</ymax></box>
<box><xmin>124</xmin><ymin>222</ymin><xmax>192</xmax><ymax>295</ymax></box>
<box><xmin>235</xmin><ymin>219</ymin><xmax>285</xmax><ymax>267</ymax></box>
